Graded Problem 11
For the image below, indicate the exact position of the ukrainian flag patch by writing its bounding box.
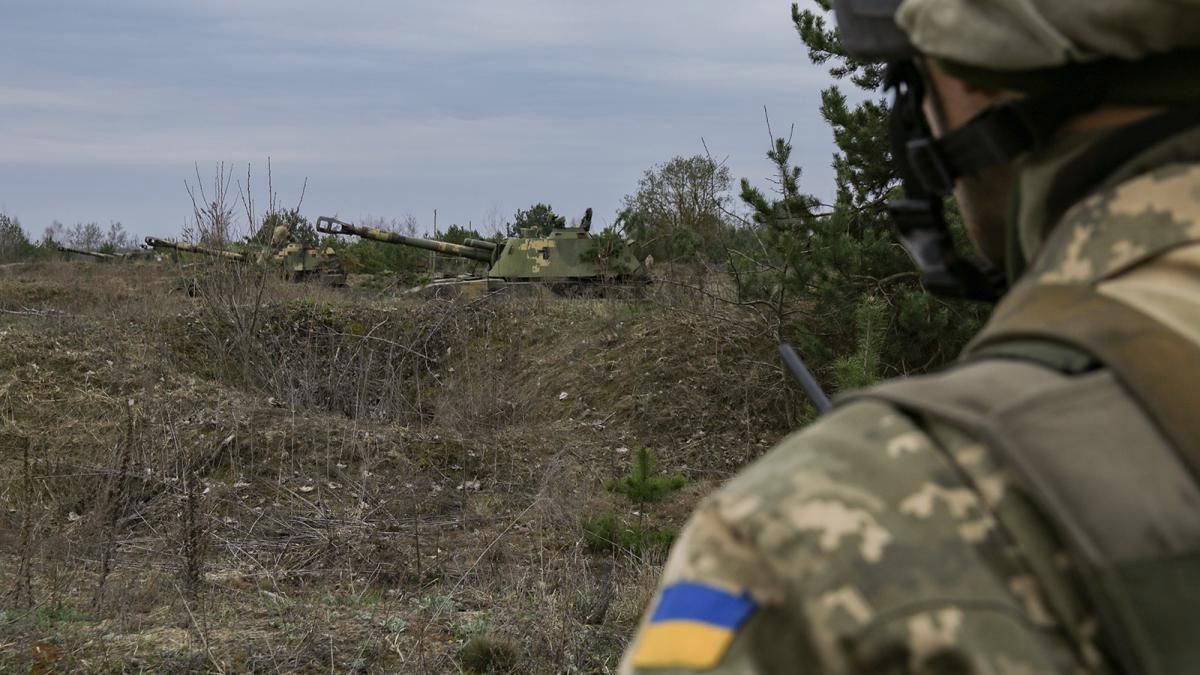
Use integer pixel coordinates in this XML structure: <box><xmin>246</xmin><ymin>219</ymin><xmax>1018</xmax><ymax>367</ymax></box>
<box><xmin>631</xmin><ymin>581</ymin><xmax>757</xmax><ymax>670</ymax></box>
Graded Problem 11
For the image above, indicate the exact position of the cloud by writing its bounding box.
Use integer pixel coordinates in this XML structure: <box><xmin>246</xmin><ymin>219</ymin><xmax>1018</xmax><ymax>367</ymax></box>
<box><xmin>0</xmin><ymin>0</ymin><xmax>841</xmax><ymax>236</ymax></box>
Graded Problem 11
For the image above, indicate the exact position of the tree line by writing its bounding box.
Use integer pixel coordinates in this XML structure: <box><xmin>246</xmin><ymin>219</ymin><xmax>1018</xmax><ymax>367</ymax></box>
<box><xmin>0</xmin><ymin>215</ymin><xmax>136</xmax><ymax>261</ymax></box>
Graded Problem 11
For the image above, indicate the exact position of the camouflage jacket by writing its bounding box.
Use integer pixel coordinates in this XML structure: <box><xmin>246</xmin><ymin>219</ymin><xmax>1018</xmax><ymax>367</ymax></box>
<box><xmin>619</xmin><ymin>120</ymin><xmax>1200</xmax><ymax>674</ymax></box>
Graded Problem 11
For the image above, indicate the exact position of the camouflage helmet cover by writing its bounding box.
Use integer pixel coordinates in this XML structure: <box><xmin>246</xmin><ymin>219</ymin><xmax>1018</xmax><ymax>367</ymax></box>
<box><xmin>835</xmin><ymin>0</ymin><xmax>1200</xmax><ymax>70</ymax></box>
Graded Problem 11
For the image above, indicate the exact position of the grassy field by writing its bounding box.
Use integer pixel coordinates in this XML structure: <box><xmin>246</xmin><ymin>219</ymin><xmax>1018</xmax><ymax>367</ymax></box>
<box><xmin>0</xmin><ymin>259</ymin><xmax>797</xmax><ymax>673</ymax></box>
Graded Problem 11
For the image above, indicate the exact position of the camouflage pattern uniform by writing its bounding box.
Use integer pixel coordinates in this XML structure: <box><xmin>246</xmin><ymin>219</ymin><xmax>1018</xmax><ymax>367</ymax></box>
<box><xmin>620</xmin><ymin>3</ymin><xmax>1200</xmax><ymax>672</ymax></box>
<box><xmin>270</xmin><ymin>222</ymin><xmax>292</xmax><ymax>248</ymax></box>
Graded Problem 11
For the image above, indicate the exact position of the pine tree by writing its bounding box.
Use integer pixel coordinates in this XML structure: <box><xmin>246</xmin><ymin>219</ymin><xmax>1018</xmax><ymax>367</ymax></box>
<box><xmin>733</xmin><ymin>3</ymin><xmax>987</xmax><ymax>394</ymax></box>
<box><xmin>0</xmin><ymin>214</ymin><xmax>36</xmax><ymax>262</ymax></box>
<box><xmin>511</xmin><ymin>203</ymin><xmax>565</xmax><ymax>236</ymax></box>
<box><xmin>609</xmin><ymin>447</ymin><xmax>686</xmax><ymax>505</ymax></box>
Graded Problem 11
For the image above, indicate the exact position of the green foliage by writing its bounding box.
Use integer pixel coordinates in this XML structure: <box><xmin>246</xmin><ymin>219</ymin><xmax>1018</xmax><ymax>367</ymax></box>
<box><xmin>2</xmin><ymin>604</ymin><xmax>94</xmax><ymax>629</ymax></box>
<box><xmin>8</xmin><ymin>219</ymin><xmax>133</xmax><ymax>260</ymax></box>
<box><xmin>729</xmin><ymin>137</ymin><xmax>823</xmax><ymax>334</ymax></box>
<box><xmin>0</xmin><ymin>213</ymin><xmax>36</xmax><ymax>262</ymax></box>
<box><xmin>830</xmin><ymin>295</ymin><xmax>885</xmax><ymax>390</ymax></box>
<box><xmin>459</xmin><ymin>634</ymin><xmax>519</xmax><ymax>674</ymax></box>
<box><xmin>584</xmin><ymin>447</ymin><xmax>684</xmax><ymax>555</ymax></box>
<box><xmin>321</xmin><ymin>216</ymin><xmax>425</xmax><ymax>277</ymax></box>
<box><xmin>618</xmin><ymin>155</ymin><xmax>733</xmax><ymax>262</ymax></box>
<box><xmin>581</xmin><ymin>512</ymin><xmax>619</xmax><ymax>551</ymax></box>
<box><xmin>249</xmin><ymin>208</ymin><xmax>318</xmax><ymax>247</ymax></box>
<box><xmin>606</xmin><ymin>447</ymin><xmax>686</xmax><ymax>504</ymax></box>
<box><xmin>581</xmin><ymin>512</ymin><xmax>677</xmax><ymax>555</ymax></box>
<box><xmin>511</xmin><ymin>203</ymin><xmax>564</xmax><ymax>236</ymax></box>
<box><xmin>455</xmin><ymin>615</ymin><xmax>491</xmax><ymax>640</ymax></box>
<box><xmin>436</xmin><ymin>223</ymin><xmax>484</xmax><ymax>245</ymax></box>
<box><xmin>582</xmin><ymin>226</ymin><xmax>634</xmax><ymax>274</ymax></box>
<box><xmin>724</xmin><ymin>2</ymin><xmax>988</xmax><ymax>410</ymax></box>
<box><xmin>320</xmin><ymin>588</ymin><xmax>385</xmax><ymax>607</ymax></box>
<box><xmin>381</xmin><ymin>616</ymin><xmax>408</xmax><ymax>634</ymax></box>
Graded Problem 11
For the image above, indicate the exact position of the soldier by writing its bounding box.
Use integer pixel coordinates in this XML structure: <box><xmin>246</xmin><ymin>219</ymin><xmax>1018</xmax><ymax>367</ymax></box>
<box><xmin>270</xmin><ymin>220</ymin><xmax>292</xmax><ymax>248</ymax></box>
<box><xmin>621</xmin><ymin>2</ymin><xmax>1200</xmax><ymax>673</ymax></box>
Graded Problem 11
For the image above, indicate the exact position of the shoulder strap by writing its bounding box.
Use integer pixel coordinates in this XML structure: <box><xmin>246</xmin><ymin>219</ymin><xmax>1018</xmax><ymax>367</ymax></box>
<box><xmin>966</xmin><ymin>282</ymin><xmax>1200</xmax><ymax>481</ymax></box>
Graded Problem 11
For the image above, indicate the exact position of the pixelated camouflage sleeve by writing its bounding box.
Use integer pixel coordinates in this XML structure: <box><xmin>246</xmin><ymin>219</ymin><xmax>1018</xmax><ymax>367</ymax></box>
<box><xmin>619</xmin><ymin>400</ymin><xmax>1095</xmax><ymax>674</ymax></box>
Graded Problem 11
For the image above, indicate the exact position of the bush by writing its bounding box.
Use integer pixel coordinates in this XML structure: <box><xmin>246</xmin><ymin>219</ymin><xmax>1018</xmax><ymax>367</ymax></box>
<box><xmin>582</xmin><ymin>513</ymin><xmax>677</xmax><ymax>555</ymax></box>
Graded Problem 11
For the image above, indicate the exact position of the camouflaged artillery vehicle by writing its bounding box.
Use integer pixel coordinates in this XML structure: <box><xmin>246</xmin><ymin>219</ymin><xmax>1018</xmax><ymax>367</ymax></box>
<box><xmin>144</xmin><ymin>236</ymin><xmax>347</xmax><ymax>285</ymax></box>
<box><xmin>315</xmin><ymin>210</ymin><xmax>648</xmax><ymax>297</ymax></box>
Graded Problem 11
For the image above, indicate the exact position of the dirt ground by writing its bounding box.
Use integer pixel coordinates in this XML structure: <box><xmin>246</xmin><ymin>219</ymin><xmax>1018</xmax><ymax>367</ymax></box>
<box><xmin>0</xmin><ymin>260</ymin><xmax>797</xmax><ymax>673</ymax></box>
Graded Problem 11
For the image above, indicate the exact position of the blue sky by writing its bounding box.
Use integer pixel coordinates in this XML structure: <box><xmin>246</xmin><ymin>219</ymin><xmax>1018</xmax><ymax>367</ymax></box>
<box><xmin>1</xmin><ymin>1</ymin><xmax>839</xmax><ymax>240</ymax></box>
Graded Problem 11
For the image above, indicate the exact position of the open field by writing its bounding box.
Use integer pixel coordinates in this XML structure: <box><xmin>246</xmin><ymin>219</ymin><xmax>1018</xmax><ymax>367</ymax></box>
<box><xmin>0</xmin><ymin>260</ymin><xmax>798</xmax><ymax>673</ymax></box>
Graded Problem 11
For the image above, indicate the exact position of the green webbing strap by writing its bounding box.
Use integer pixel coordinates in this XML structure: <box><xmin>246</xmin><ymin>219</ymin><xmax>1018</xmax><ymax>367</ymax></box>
<box><xmin>970</xmin><ymin>339</ymin><xmax>1098</xmax><ymax>376</ymax></box>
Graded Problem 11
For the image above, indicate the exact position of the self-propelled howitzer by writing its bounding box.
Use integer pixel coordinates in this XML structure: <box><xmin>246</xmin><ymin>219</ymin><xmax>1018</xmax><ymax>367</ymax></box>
<box><xmin>144</xmin><ymin>236</ymin><xmax>346</xmax><ymax>285</ymax></box>
<box><xmin>316</xmin><ymin>212</ymin><xmax>648</xmax><ymax>297</ymax></box>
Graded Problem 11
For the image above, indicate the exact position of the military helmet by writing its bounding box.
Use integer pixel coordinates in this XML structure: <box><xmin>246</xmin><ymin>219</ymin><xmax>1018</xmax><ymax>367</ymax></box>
<box><xmin>835</xmin><ymin>0</ymin><xmax>1200</xmax><ymax>64</ymax></box>
<box><xmin>833</xmin><ymin>0</ymin><xmax>1200</xmax><ymax>101</ymax></box>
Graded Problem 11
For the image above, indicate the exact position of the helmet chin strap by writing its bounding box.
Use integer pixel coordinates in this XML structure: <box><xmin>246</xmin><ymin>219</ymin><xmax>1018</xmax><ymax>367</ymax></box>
<box><xmin>884</xmin><ymin>60</ymin><xmax>1104</xmax><ymax>302</ymax></box>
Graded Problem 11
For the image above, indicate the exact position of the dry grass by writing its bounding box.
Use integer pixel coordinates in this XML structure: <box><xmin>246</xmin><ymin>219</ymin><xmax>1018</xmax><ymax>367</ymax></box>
<box><xmin>0</xmin><ymin>260</ymin><xmax>794</xmax><ymax>673</ymax></box>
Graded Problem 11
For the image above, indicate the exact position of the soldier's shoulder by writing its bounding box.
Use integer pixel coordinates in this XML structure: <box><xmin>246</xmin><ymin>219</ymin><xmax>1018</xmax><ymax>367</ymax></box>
<box><xmin>699</xmin><ymin>396</ymin><xmax>994</xmax><ymax>583</ymax></box>
<box><xmin>1033</xmin><ymin>161</ymin><xmax>1200</xmax><ymax>284</ymax></box>
<box><xmin>715</xmin><ymin>398</ymin><xmax>947</xmax><ymax>519</ymax></box>
<box><xmin>667</xmin><ymin>396</ymin><xmax>1085</xmax><ymax>671</ymax></box>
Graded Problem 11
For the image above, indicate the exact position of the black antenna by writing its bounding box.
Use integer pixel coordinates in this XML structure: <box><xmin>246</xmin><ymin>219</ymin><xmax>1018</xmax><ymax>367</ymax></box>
<box><xmin>779</xmin><ymin>343</ymin><xmax>832</xmax><ymax>414</ymax></box>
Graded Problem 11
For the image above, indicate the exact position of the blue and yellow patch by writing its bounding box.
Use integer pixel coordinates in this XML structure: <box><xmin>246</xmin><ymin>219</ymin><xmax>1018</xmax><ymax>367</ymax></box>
<box><xmin>632</xmin><ymin>581</ymin><xmax>757</xmax><ymax>670</ymax></box>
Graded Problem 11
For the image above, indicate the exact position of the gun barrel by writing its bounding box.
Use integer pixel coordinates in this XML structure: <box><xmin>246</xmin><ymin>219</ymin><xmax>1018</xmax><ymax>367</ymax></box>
<box><xmin>144</xmin><ymin>236</ymin><xmax>246</xmax><ymax>261</ymax></box>
<box><xmin>316</xmin><ymin>216</ymin><xmax>493</xmax><ymax>263</ymax></box>
<box><xmin>463</xmin><ymin>238</ymin><xmax>498</xmax><ymax>252</ymax></box>
<box><xmin>57</xmin><ymin>245</ymin><xmax>117</xmax><ymax>259</ymax></box>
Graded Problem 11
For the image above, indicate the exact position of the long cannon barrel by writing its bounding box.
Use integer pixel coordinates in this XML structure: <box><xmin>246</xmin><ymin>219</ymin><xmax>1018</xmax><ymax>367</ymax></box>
<box><xmin>57</xmin><ymin>245</ymin><xmax>118</xmax><ymax>260</ymax></box>
<box><xmin>144</xmin><ymin>236</ymin><xmax>246</xmax><ymax>261</ymax></box>
<box><xmin>316</xmin><ymin>216</ymin><xmax>493</xmax><ymax>263</ymax></box>
<box><xmin>463</xmin><ymin>238</ymin><xmax>497</xmax><ymax>252</ymax></box>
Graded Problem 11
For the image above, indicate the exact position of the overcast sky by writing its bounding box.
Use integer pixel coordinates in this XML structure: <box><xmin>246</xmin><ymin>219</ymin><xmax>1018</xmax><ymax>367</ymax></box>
<box><xmin>1</xmin><ymin>0</ymin><xmax>839</xmax><ymax>240</ymax></box>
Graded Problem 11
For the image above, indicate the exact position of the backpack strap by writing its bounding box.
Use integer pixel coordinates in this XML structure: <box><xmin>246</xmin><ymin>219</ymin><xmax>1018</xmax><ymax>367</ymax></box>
<box><xmin>967</xmin><ymin>282</ymin><xmax>1200</xmax><ymax>481</ymax></box>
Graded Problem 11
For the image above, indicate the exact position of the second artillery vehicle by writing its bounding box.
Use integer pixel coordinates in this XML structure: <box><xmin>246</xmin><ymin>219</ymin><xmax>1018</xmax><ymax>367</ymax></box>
<box><xmin>315</xmin><ymin>210</ymin><xmax>648</xmax><ymax>297</ymax></box>
<box><xmin>144</xmin><ymin>236</ymin><xmax>347</xmax><ymax>285</ymax></box>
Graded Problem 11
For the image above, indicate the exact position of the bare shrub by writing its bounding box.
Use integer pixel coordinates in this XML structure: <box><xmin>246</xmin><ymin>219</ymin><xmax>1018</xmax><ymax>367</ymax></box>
<box><xmin>184</xmin><ymin>162</ymin><xmax>237</xmax><ymax>247</ymax></box>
